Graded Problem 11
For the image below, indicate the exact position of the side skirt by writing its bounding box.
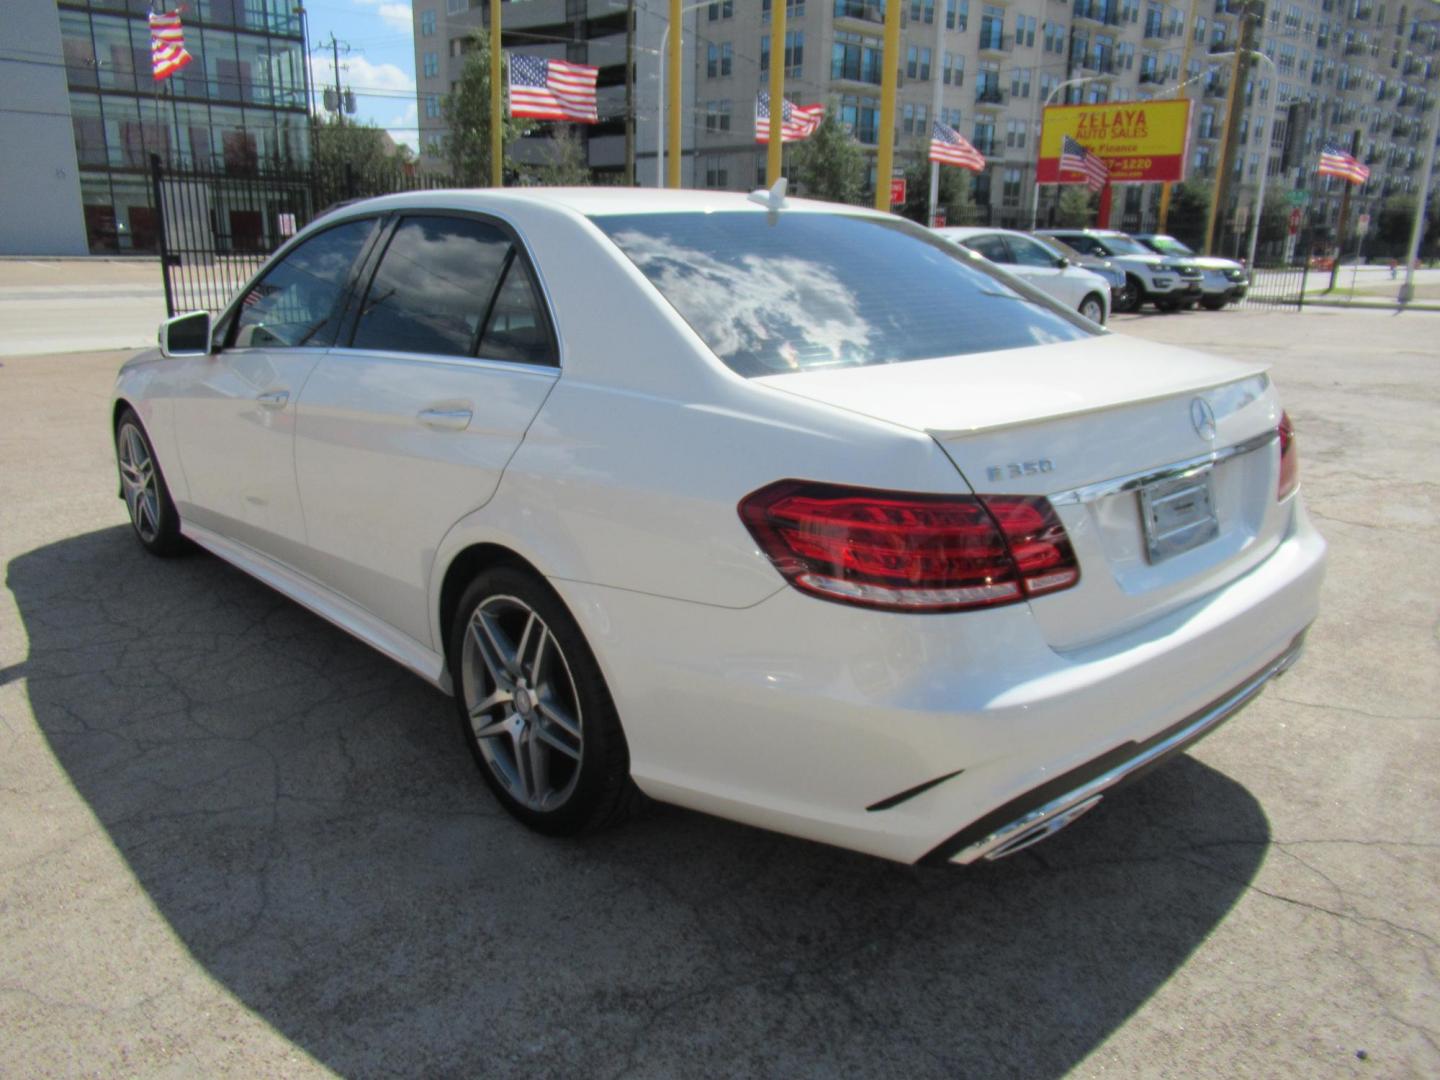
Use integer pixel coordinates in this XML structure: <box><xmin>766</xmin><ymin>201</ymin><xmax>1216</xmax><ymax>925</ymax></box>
<box><xmin>182</xmin><ymin>522</ymin><xmax>451</xmax><ymax>693</ymax></box>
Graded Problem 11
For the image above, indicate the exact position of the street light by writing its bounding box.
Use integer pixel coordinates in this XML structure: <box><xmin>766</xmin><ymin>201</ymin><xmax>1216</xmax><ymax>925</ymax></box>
<box><xmin>1029</xmin><ymin>74</ymin><xmax>1112</xmax><ymax>230</ymax></box>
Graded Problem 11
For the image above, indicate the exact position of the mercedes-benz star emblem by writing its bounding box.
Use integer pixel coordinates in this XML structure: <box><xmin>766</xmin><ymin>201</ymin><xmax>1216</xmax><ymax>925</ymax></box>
<box><xmin>1190</xmin><ymin>397</ymin><xmax>1217</xmax><ymax>441</ymax></box>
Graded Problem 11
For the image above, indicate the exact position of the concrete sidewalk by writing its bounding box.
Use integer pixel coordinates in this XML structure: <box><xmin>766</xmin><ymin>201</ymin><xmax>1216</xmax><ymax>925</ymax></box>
<box><xmin>0</xmin><ymin>258</ymin><xmax>166</xmax><ymax>356</ymax></box>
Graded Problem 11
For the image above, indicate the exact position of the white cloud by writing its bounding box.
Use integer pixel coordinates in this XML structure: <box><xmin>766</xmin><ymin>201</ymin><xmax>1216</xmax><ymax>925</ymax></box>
<box><xmin>375</xmin><ymin>3</ymin><xmax>414</xmax><ymax>32</ymax></box>
<box><xmin>309</xmin><ymin>52</ymin><xmax>416</xmax><ymax>105</ymax></box>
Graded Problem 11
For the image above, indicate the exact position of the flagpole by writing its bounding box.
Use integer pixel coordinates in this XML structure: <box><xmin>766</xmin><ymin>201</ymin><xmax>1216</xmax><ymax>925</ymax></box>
<box><xmin>874</xmin><ymin>0</ymin><xmax>902</xmax><ymax>211</ymax></box>
<box><xmin>490</xmin><ymin>0</ymin><xmax>502</xmax><ymax>186</ymax></box>
<box><xmin>926</xmin><ymin>3</ymin><xmax>944</xmax><ymax>226</ymax></box>
<box><xmin>765</xmin><ymin>0</ymin><xmax>785</xmax><ymax>181</ymax></box>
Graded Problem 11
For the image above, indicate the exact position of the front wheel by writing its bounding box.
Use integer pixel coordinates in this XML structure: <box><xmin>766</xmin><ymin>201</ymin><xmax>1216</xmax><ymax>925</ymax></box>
<box><xmin>1078</xmin><ymin>293</ymin><xmax>1106</xmax><ymax>325</ymax></box>
<box><xmin>1201</xmin><ymin>297</ymin><xmax>1228</xmax><ymax>311</ymax></box>
<box><xmin>449</xmin><ymin>565</ymin><xmax>641</xmax><ymax>836</ymax></box>
<box><xmin>115</xmin><ymin>408</ymin><xmax>184</xmax><ymax>556</ymax></box>
<box><xmin>1114</xmin><ymin>277</ymin><xmax>1141</xmax><ymax>313</ymax></box>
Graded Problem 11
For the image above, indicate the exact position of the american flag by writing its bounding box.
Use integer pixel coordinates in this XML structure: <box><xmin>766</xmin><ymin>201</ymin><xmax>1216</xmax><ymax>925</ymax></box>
<box><xmin>754</xmin><ymin>92</ymin><xmax>823</xmax><ymax>143</ymax></box>
<box><xmin>1060</xmin><ymin>135</ymin><xmax>1109</xmax><ymax>192</ymax></box>
<box><xmin>507</xmin><ymin>55</ymin><xmax>599</xmax><ymax>123</ymax></box>
<box><xmin>928</xmin><ymin>121</ymin><xmax>986</xmax><ymax>172</ymax></box>
<box><xmin>1317</xmin><ymin>142</ymin><xmax>1370</xmax><ymax>185</ymax></box>
<box><xmin>148</xmin><ymin>9</ymin><xmax>193</xmax><ymax>81</ymax></box>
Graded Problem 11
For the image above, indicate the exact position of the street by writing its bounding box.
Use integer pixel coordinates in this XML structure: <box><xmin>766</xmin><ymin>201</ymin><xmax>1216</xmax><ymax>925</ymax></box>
<box><xmin>1</xmin><ymin>303</ymin><xmax>1437</xmax><ymax>1077</ymax></box>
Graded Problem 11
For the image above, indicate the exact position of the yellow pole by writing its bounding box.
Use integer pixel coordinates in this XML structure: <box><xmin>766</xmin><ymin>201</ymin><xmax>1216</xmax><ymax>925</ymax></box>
<box><xmin>874</xmin><ymin>0</ymin><xmax>902</xmax><ymax>210</ymax></box>
<box><xmin>766</xmin><ymin>0</ymin><xmax>786</xmax><ymax>184</ymax></box>
<box><xmin>1203</xmin><ymin>45</ymin><xmax>1245</xmax><ymax>254</ymax></box>
<box><xmin>667</xmin><ymin>0</ymin><xmax>682</xmax><ymax>187</ymax></box>
<box><xmin>490</xmin><ymin>0</ymin><xmax>502</xmax><ymax>186</ymax></box>
<box><xmin>1158</xmin><ymin>0</ymin><xmax>1201</xmax><ymax>231</ymax></box>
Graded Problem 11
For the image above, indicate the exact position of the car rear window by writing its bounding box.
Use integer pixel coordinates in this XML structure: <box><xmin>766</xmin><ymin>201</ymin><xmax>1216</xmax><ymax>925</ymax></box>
<box><xmin>592</xmin><ymin>211</ymin><xmax>1097</xmax><ymax>377</ymax></box>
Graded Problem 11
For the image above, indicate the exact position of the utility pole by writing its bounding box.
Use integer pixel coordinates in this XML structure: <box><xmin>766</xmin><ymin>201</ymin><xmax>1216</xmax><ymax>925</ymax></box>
<box><xmin>766</xmin><ymin>0</ymin><xmax>786</xmax><ymax>182</ymax></box>
<box><xmin>667</xmin><ymin>0</ymin><xmax>681</xmax><ymax>188</ymax></box>
<box><xmin>624</xmin><ymin>0</ymin><xmax>635</xmax><ymax>185</ymax></box>
<box><xmin>490</xmin><ymin>0</ymin><xmax>502</xmax><ymax>186</ymax></box>
<box><xmin>1204</xmin><ymin>0</ymin><xmax>1259</xmax><ymax>255</ymax></box>
<box><xmin>1158</xmin><ymin>0</ymin><xmax>1201</xmax><ymax>233</ymax></box>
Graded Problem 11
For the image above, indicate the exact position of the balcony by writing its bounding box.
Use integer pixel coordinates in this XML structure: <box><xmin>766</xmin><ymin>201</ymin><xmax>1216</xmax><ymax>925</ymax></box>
<box><xmin>974</xmin><ymin>85</ymin><xmax>1008</xmax><ymax>108</ymax></box>
<box><xmin>1343</xmin><ymin>41</ymin><xmax>1369</xmax><ymax>57</ymax></box>
<box><xmin>1138</xmin><ymin>69</ymin><xmax>1162</xmax><ymax>84</ymax></box>
<box><xmin>1082</xmin><ymin>55</ymin><xmax>1118</xmax><ymax>74</ymax></box>
<box><xmin>977</xmin><ymin>32</ymin><xmax>1011</xmax><ymax>54</ymax></box>
<box><xmin>973</xmin><ymin>138</ymin><xmax>998</xmax><ymax>156</ymax></box>
<box><xmin>1072</xmin><ymin>2</ymin><xmax>1123</xmax><ymax>25</ymax></box>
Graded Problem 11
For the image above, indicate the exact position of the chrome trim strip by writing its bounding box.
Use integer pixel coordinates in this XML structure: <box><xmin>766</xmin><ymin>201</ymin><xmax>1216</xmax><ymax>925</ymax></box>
<box><xmin>1050</xmin><ymin>428</ymin><xmax>1279</xmax><ymax>506</ymax></box>
<box><xmin>951</xmin><ymin>632</ymin><xmax>1306</xmax><ymax>865</ymax></box>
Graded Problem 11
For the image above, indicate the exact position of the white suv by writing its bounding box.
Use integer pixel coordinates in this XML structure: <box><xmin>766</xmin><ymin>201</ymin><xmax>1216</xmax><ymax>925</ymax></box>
<box><xmin>1040</xmin><ymin>229</ymin><xmax>1205</xmax><ymax>312</ymax></box>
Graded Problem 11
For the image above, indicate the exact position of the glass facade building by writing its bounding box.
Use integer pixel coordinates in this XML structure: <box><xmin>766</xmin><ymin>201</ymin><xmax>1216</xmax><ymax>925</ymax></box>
<box><xmin>56</xmin><ymin>0</ymin><xmax>309</xmax><ymax>252</ymax></box>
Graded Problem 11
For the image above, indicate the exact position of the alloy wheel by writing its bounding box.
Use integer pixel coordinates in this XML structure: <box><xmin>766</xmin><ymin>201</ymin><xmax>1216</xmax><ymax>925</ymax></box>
<box><xmin>461</xmin><ymin>595</ymin><xmax>584</xmax><ymax>812</ymax></box>
<box><xmin>1080</xmin><ymin>297</ymin><xmax>1105</xmax><ymax>324</ymax></box>
<box><xmin>118</xmin><ymin>423</ymin><xmax>161</xmax><ymax>543</ymax></box>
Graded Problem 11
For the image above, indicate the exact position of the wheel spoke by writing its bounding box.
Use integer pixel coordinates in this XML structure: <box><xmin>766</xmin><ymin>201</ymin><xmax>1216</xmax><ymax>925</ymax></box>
<box><xmin>533</xmin><ymin>722</ymin><xmax>581</xmax><ymax>762</ymax></box>
<box><xmin>469</xmin><ymin>613</ymin><xmax>516</xmax><ymax>692</ymax></box>
<box><xmin>524</xmin><ymin>626</ymin><xmax>549</xmax><ymax>685</ymax></box>
<box><xmin>524</xmin><ymin>727</ymin><xmax>550</xmax><ymax>799</ymax></box>
<box><xmin>537</xmin><ymin>697</ymin><xmax>581</xmax><ymax>741</ymax></box>
<box><xmin>472</xmin><ymin>711</ymin><xmax>515</xmax><ymax>740</ymax></box>
<box><xmin>469</xmin><ymin>685</ymin><xmax>513</xmax><ymax>718</ymax></box>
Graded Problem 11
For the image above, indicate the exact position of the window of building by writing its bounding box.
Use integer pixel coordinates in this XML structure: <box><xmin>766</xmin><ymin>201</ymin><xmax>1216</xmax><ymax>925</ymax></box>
<box><xmin>425</xmin><ymin>93</ymin><xmax>441</xmax><ymax>118</ymax></box>
<box><xmin>943</xmin><ymin>52</ymin><xmax>965</xmax><ymax>85</ymax></box>
<box><xmin>705</xmin><ymin>164</ymin><xmax>730</xmax><ymax>188</ymax></box>
<box><xmin>1010</xmin><ymin>67</ymin><xmax>1031</xmax><ymax>97</ymax></box>
<box><xmin>946</xmin><ymin>0</ymin><xmax>969</xmax><ymax>31</ymax></box>
<box><xmin>1002</xmin><ymin>168</ymin><xmax>1022</xmax><ymax>207</ymax></box>
<box><xmin>832</xmin><ymin>32</ymin><xmax>883</xmax><ymax>84</ymax></box>
<box><xmin>446</xmin><ymin>0</ymin><xmax>468</xmax><ymax>13</ymax></box>
<box><xmin>708</xmin><ymin>0</ymin><xmax>733</xmax><ymax>20</ymax></box>
<box><xmin>423</xmin><ymin>51</ymin><xmax>439</xmax><ymax>78</ymax></box>
<box><xmin>761</xmin><ymin>31</ymin><xmax>804</xmax><ymax>76</ymax></box>
<box><xmin>838</xmin><ymin>93</ymin><xmax>880</xmax><ymax>143</ymax></box>
<box><xmin>419</xmin><ymin>9</ymin><xmax>436</xmax><ymax>36</ymax></box>
<box><xmin>909</xmin><ymin>0</ymin><xmax>937</xmax><ymax>22</ymax></box>
<box><xmin>1015</xmin><ymin>15</ymin><xmax>1036</xmax><ymax>46</ymax></box>
<box><xmin>905</xmin><ymin>45</ymin><xmax>931</xmax><ymax>79</ymax></box>
<box><xmin>763</xmin><ymin>0</ymin><xmax>806</xmax><ymax>19</ymax></box>
<box><xmin>1006</xmin><ymin>118</ymin><xmax>1027</xmax><ymax>147</ymax></box>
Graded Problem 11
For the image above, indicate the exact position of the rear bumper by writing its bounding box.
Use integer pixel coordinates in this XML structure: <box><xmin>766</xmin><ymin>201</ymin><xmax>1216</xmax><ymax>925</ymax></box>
<box><xmin>923</xmin><ymin>629</ymin><xmax>1306</xmax><ymax>864</ymax></box>
<box><xmin>551</xmin><ymin>502</ymin><xmax>1326</xmax><ymax>864</ymax></box>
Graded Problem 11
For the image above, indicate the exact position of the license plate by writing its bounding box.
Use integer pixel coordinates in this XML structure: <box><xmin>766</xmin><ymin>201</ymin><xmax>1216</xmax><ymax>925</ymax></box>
<box><xmin>1138</xmin><ymin>469</ymin><xmax>1219</xmax><ymax>563</ymax></box>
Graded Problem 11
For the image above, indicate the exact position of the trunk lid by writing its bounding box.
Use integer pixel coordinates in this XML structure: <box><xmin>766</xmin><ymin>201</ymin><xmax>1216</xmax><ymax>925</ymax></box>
<box><xmin>755</xmin><ymin>334</ymin><xmax>1288</xmax><ymax>650</ymax></box>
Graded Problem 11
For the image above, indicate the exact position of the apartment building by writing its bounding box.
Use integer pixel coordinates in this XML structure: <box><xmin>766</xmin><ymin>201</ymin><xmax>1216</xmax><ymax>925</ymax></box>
<box><xmin>414</xmin><ymin>0</ymin><xmax>704</xmax><ymax>183</ymax></box>
<box><xmin>680</xmin><ymin>0</ymin><xmax>1436</xmax><ymax>237</ymax></box>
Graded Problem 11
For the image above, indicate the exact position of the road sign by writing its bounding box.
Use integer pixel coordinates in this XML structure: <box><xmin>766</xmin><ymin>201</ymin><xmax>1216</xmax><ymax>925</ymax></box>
<box><xmin>890</xmin><ymin>177</ymin><xmax>907</xmax><ymax>206</ymax></box>
<box><xmin>1356</xmin><ymin>213</ymin><xmax>1370</xmax><ymax>236</ymax></box>
<box><xmin>1286</xmin><ymin>190</ymin><xmax>1310</xmax><ymax>207</ymax></box>
<box><xmin>931</xmin><ymin>208</ymin><xmax>947</xmax><ymax>228</ymax></box>
<box><xmin>1288</xmin><ymin>208</ymin><xmax>1302</xmax><ymax>235</ymax></box>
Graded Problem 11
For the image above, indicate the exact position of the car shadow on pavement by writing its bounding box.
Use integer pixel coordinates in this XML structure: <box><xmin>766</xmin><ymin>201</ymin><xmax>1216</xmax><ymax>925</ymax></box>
<box><xmin>9</xmin><ymin>527</ymin><xmax>1272</xmax><ymax>1079</ymax></box>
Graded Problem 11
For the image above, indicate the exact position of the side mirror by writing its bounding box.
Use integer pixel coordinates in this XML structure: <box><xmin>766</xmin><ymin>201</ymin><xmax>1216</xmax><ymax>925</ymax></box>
<box><xmin>158</xmin><ymin>310</ymin><xmax>212</xmax><ymax>358</ymax></box>
<box><xmin>1054</xmin><ymin>256</ymin><xmax>1069</xmax><ymax>269</ymax></box>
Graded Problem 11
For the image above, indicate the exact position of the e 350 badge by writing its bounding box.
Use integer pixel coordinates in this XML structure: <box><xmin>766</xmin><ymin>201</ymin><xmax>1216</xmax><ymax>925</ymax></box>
<box><xmin>986</xmin><ymin>459</ymin><xmax>1055</xmax><ymax>483</ymax></box>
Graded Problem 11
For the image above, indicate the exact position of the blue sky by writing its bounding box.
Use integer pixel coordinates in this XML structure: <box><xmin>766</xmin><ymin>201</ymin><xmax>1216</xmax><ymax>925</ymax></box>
<box><xmin>302</xmin><ymin>0</ymin><xmax>418</xmax><ymax>151</ymax></box>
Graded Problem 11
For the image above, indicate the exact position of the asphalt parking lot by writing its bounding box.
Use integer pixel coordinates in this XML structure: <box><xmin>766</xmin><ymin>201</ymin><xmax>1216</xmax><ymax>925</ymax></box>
<box><xmin>1</xmin><ymin>303</ymin><xmax>1437</xmax><ymax>1078</ymax></box>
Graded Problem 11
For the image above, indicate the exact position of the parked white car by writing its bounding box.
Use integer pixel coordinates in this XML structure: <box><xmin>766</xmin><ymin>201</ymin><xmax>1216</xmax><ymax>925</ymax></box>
<box><xmin>936</xmin><ymin>226</ymin><xmax>1112</xmax><ymax>324</ymax></box>
<box><xmin>113</xmin><ymin>187</ymin><xmax>1325</xmax><ymax>866</ymax></box>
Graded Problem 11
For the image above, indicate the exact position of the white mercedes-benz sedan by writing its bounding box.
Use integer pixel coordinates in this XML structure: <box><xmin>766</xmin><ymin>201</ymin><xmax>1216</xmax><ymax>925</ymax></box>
<box><xmin>112</xmin><ymin>187</ymin><xmax>1325</xmax><ymax>866</ymax></box>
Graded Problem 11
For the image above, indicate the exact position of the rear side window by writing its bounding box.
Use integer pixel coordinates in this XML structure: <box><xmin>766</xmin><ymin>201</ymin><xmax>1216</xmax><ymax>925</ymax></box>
<box><xmin>351</xmin><ymin>214</ymin><xmax>555</xmax><ymax>365</ymax></box>
<box><xmin>964</xmin><ymin>234</ymin><xmax>1013</xmax><ymax>263</ymax></box>
<box><xmin>1008</xmin><ymin>235</ymin><xmax>1062</xmax><ymax>268</ymax></box>
<box><xmin>593</xmin><ymin>212</ymin><xmax>1094</xmax><ymax>377</ymax></box>
<box><xmin>232</xmin><ymin>218</ymin><xmax>375</xmax><ymax>348</ymax></box>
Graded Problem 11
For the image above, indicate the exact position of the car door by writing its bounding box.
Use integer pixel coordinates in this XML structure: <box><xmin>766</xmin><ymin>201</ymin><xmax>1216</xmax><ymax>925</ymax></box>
<box><xmin>1003</xmin><ymin>234</ymin><xmax>1075</xmax><ymax>307</ymax></box>
<box><xmin>292</xmin><ymin>212</ymin><xmax>560</xmax><ymax>648</ymax></box>
<box><xmin>170</xmin><ymin>217</ymin><xmax>379</xmax><ymax>565</ymax></box>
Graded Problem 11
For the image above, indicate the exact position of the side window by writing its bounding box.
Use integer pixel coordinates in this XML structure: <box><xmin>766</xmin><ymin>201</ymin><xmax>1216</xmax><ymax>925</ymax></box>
<box><xmin>965</xmin><ymin>234</ymin><xmax>1013</xmax><ymax>263</ymax></box>
<box><xmin>1008</xmin><ymin>236</ymin><xmax>1060</xmax><ymax>268</ymax></box>
<box><xmin>351</xmin><ymin>215</ymin><xmax>513</xmax><ymax>358</ymax></box>
<box><xmin>477</xmin><ymin>256</ymin><xmax>556</xmax><ymax>366</ymax></box>
<box><xmin>232</xmin><ymin>219</ymin><xmax>374</xmax><ymax>349</ymax></box>
<box><xmin>1068</xmin><ymin>236</ymin><xmax>1103</xmax><ymax>257</ymax></box>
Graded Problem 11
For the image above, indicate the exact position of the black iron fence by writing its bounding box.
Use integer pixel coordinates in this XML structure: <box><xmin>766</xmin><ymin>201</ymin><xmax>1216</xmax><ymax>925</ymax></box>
<box><xmin>151</xmin><ymin>155</ymin><xmax>457</xmax><ymax>316</ymax></box>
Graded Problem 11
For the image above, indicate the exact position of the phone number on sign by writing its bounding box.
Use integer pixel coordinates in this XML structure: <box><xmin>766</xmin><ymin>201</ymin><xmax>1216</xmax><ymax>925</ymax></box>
<box><xmin>1110</xmin><ymin>157</ymin><xmax>1153</xmax><ymax>172</ymax></box>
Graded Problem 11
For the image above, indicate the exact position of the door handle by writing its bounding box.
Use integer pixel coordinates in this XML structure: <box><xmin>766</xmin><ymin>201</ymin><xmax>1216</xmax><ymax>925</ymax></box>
<box><xmin>256</xmin><ymin>389</ymin><xmax>289</xmax><ymax>409</ymax></box>
<box><xmin>418</xmin><ymin>407</ymin><xmax>472</xmax><ymax>432</ymax></box>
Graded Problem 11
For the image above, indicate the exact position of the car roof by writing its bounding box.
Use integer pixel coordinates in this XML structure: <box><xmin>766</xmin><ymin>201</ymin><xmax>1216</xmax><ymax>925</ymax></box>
<box><xmin>1039</xmin><ymin>228</ymin><xmax>1126</xmax><ymax>237</ymax></box>
<box><xmin>312</xmin><ymin>186</ymin><xmax>894</xmax><ymax>221</ymax></box>
<box><xmin>935</xmin><ymin>226</ymin><xmax>1045</xmax><ymax>242</ymax></box>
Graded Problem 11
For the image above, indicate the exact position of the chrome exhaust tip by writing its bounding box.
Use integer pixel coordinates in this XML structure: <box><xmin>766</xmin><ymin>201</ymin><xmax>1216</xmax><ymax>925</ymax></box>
<box><xmin>982</xmin><ymin>794</ymin><xmax>1105</xmax><ymax>861</ymax></box>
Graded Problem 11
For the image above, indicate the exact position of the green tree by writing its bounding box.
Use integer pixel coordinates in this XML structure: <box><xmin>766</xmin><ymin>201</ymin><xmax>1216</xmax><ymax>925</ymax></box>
<box><xmin>788</xmin><ymin>109</ymin><xmax>865</xmax><ymax>205</ymax></box>
<box><xmin>895</xmin><ymin>145</ymin><xmax>979</xmax><ymax>225</ymax></box>
<box><xmin>1055</xmin><ymin>186</ymin><xmax>1096</xmax><ymax>227</ymax></box>
<box><xmin>1378</xmin><ymin>193</ymin><xmax>1417</xmax><ymax>249</ymax></box>
<box><xmin>310</xmin><ymin>115</ymin><xmax>411</xmax><ymax>178</ymax></box>
<box><xmin>1167</xmin><ymin>180</ymin><xmax>1212</xmax><ymax>249</ymax></box>
<box><xmin>442</xmin><ymin>28</ymin><xmax>533</xmax><ymax>184</ymax></box>
<box><xmin>519</xmin><ymin>126</ymin><xmax>592</xmax><ymax>186</ymax></box>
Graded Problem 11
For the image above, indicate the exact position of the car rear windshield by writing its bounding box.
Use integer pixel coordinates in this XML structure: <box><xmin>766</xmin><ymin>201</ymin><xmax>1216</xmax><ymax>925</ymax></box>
<box><xmin>592</xmin><ymin>211</ymin><xmax>1096</xmax><ymax>377</ymax></box>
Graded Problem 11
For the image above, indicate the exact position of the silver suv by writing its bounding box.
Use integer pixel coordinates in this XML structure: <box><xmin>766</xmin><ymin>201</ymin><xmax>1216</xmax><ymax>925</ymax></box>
<box><xmin>1038</xmin><ymin>229</ymin><xmax>1204</xmax><ymax>312</ymax></box>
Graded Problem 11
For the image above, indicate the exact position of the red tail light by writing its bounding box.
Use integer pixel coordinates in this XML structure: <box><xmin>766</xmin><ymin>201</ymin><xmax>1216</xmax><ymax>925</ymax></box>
<box><xmin>738</xmin><ymin>480</ymin><xmax>1079</xmax><ymax>613</ymax></box>
<box><xmin>1278</xmin><ymin>411</ymin><xmax>1299</xmax><ymax>499</ymax></box>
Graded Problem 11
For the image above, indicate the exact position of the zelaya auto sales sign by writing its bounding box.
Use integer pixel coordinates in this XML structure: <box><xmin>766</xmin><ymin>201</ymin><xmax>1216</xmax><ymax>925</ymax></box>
<box><xmin>1037</xmin><ymin>99</ymin><xmax>1192</xmax><ymax>183</ymax></box>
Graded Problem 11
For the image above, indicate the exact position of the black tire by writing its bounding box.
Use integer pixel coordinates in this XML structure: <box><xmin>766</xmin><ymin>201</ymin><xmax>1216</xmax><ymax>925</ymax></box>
<box><xmin>448</xmin><ymin>564</ymin><xmax>642</xmax><ymax>836</ymax></box>
<box><xmin>1115</xmin><ymin>276</ymin><xmax>1142</xmax><ymax>313</ymax></box>
<box><xmin>1201</xmin><ymin>297</ymin><xmax>1228</xmax><ymax>311</ymax></box>
<box><xmin>1078</xmin><ymin>293</ymin><xmax>1107</xmax><ymax>325</ymax></box>
<box><xmin>1178</xmin><ymin>300</ymin><xmax>1198</xmax><ymax>311</ymax></box>
<box><xmin>115</xmin><ymin>407</ymin><xmax>185</xmax><ymax>557</ymax></box>
<box><xmin>1155</xmin><ymin>298</ymin><xmax>1180</xmax><ymax>312</ymax></box>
